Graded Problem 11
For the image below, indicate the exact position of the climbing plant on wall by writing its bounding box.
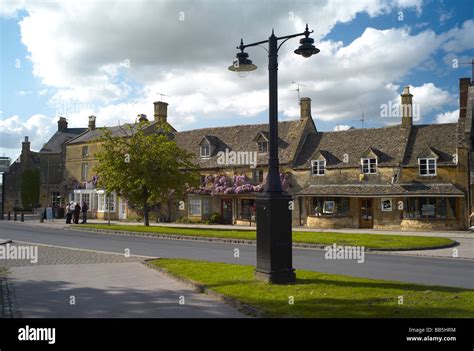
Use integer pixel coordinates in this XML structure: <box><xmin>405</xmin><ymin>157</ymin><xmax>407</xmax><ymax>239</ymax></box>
<box><xmin>21</xmin><ymin>169</ymin><xmax>40</xmax><ymax>210</ymax></box>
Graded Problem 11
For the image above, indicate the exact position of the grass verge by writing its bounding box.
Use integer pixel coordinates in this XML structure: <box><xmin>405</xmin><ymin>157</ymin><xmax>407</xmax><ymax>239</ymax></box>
<box><xmin>76</xmin><ymin>224</ymin><xmax>455</xmax><ymax>250</ymax></box>
<box><xmin>150</xmin><ymin>258</ymin><xmax>473</xmax><ymax>318</ymax></box>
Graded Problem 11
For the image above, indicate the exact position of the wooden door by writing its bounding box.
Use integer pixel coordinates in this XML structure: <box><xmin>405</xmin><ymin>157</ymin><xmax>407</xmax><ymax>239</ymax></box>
<box><xmin>359</xmin><ymin>198</ymin><xmax>373</xmax><ymax>228</ymax></box>
<box><xmin>221</xmin><ymin>199</ymin><xmax>233</xmax><ymax>224</ymax></box>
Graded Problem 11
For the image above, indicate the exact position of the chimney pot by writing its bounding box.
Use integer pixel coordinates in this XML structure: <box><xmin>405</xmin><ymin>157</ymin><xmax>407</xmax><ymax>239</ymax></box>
<box><xmin>154</xmin><ymin>101</ymin><xmax>168</xmax><ymax>123</ymax></box>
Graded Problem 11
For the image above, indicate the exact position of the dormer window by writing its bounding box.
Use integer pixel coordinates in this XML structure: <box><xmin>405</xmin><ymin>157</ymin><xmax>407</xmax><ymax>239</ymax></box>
<box><xmin>361</xmin><ymin>158</ymin><xmax>377</xmax><ymax>174</ymax></box>
<box><xmin>258</xmin><ymin>141</ymin><xmax>268</xmax><ymax>153</ymax></box>
<box><xmin>419</xmin><ymin>158</ymin><xmax>436</xmax><ymax>176</ymax></box>
<box><xmin>200</xmin><ymin>143</ymin><xmax>210</xmax><ymax>158</ymax></box>
<box><xmin>253</xmin><ymin>131</ymin><xmax>269</xmax><ymax>153</ymax></box>
<box><xmin>311</xmin><ymin>160</ymin><xmax>326</xmax><ymax>176</ymax></box>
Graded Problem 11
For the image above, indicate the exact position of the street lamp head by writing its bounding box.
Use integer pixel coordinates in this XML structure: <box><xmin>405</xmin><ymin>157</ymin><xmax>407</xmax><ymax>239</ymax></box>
<box><xmin>228</xmin><ymin>39</ymin><xmax>257</xmax><ymax>73</ymax></box>
<box><xmin>294</xmin><ymin>24</ymin><xmax>320</xmax><ymax>58</ymax></box>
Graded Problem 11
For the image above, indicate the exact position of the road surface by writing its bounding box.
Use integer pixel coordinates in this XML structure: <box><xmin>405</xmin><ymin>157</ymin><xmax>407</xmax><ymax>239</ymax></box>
<box><xmin>1</xmin><ymin>221</ymin><xmax>473</xmax><ymax>289</ymax></box>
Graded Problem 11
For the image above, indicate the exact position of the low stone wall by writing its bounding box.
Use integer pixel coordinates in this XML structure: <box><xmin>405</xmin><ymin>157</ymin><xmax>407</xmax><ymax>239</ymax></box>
<box><xmin>235</xmin><ymin>219</ymin><xmax>255</xmax><ymax>226</ymax></box>
<box><xmin>306</xmin><ymin>215</ymin><xmax>355</xmax><ymax>229</ymax></box>
<box><xmin>400</xmin><ymin>219</ymin><xmax>464</xmax><ymax>231</ymax></box>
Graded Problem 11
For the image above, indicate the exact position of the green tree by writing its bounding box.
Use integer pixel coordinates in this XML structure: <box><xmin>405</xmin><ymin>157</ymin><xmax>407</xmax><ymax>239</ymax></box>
<box><xmin>95</xmin><ymin>122</ymin><xmax>198</xmax><ymax>226</ymax></box>
<box><xmin>21</xmin><ymin>169</ymin><xmax>40</xmax><ymax>210</ymax></box>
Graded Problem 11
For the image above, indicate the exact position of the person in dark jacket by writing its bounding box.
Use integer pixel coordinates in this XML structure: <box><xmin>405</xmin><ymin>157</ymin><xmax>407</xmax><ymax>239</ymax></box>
<box><xmin>81</xmin><ymin>201</ymin><xmax>89</xmax><ymax>224</ymax></box>
<box><xmin>65</xmin><ymin>202</ymin><xmax>73</xmax><ymax>224</ymax></box>
<box><xmin>73</xmin><ymin>202</ymin><xmax>81</xmax><ymax>224</ymax></box>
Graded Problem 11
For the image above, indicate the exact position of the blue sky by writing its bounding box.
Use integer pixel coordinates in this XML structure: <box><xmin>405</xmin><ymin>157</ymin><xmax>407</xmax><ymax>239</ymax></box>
<box><xmin>0</xmin><ymin>0</ymin><xmax>473</xmax><ymax>161</ymax></box>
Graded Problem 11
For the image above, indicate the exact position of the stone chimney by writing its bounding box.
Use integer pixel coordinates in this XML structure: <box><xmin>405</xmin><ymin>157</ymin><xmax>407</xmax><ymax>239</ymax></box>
<box><xmin>58</xmin><ymin>117</ymin><xmax>68</xmax><ymax>132</ymax></box>
<box><xmin>300</xmin><ymin>97</ymin><xmax>311</xmax><ymax>120</ymax></box>
<box><xmin>19</xmin><ymin>136</ymin><xmax>30</xmax><ymax>164</ymax></box>
<box><xmin>459</xmin><ymin>78</ymin><xmax>470</xmax><ymax>119</ymax></box>
<box><xmin>401</xmin><ymin>86</ymin><xmax>413</xmax><ymax>128</ymax></box>
<box><xmin>154</xmin><ymin>101</ymin><xmax>168</xmax><ymax>123</ymax></box>
<box><xmin>88</xmin><ymin>115</ymin><xmax>96</xmax><ymax>130</ymax></box>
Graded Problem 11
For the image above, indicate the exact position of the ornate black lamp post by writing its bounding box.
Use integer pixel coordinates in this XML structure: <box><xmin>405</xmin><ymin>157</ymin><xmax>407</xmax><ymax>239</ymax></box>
<box><xmin>229</xmin><ymin>25</ymin><xmax>319</xmax><ymax>284</ymax></box>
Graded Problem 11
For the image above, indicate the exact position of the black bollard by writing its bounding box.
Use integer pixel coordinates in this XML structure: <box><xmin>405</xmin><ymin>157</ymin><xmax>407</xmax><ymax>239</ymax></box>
<box><xmin>21</xmin><ymin>213</ymin><xmax>24</xmax><ymax>222</ymax></box>
<box><xmin>13</xmin><ymin>211</ymin><xmax>17</xmax><ymax>221</ymax></box>
<box><xmin>7</xmin><ymin>212</ymin><xmax>11</xmax><ymax>220</ymax></box>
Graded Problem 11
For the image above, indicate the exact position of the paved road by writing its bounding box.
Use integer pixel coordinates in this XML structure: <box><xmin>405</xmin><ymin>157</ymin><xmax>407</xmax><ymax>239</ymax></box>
<box><xmin>1</xmin><ymin>243</ymin><xmax>245</xmax><ymax>318</ymax></box>
<box><xmin>1</xmin><ymin>221</ymin><xmax>473</xmax><ymax>289</ymax></box>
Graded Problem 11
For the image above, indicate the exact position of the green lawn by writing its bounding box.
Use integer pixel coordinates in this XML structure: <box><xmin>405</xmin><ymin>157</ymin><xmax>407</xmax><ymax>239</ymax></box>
<box><xmin>76</xmin><ymin>224</ymin><xmax>455</xmax><ymax>250</ymax></box>
<box><xmin>150</xmin><ymin>258</ymin><xmax>474</xmax><ymax>318</ymax></box>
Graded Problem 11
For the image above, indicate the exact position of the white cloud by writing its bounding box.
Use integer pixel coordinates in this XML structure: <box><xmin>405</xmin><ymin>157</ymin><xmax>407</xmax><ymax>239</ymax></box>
<box><xmin>435</xmin><ymin>109</ymin><xmax>459</xmax><ymax>124</ymax></box>
<box><xmin>17</xmin><ymin>90</ymin><xmax>33</xmax><ymax>96</ymax></box>
<box><xmin>409</xmin><ymin>82</ymin><xmax>454</xmax><ymax>113</ymax></box>
<box><xmin>0</xmin><ymin>114</ymin><xmax>55</xmax><ymax>159</ymax></box>
<box><xmin>442</xmin><ymin>20</ymin><xmax>474</xmax><ymax>53</ymax></box>
<box><xmin>12</xmin><ymin>0</ymin><xmax>427</xmax><ymax>110</ymax></box>
<box><xmin>3</xmin><ymin>0</ymin><xmax>471</xmax><ymax>158</ymax></box>
<box><xmin>384</xmin><ymin>83</ymin><xmax>453</xmax><ymax>124</ymax></box>
<box><xmin>333</xmin><ymin>125</ymin><xmax>353</xmax><ymax>131</ymax></box>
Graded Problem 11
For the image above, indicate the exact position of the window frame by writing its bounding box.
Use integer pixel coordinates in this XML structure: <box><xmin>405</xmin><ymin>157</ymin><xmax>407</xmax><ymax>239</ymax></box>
<box><xmin>82</xmin><ymin>145</ymin><xmax>89</xmax><ymax>158</ymax></box>
<box><xmin>188</xmin><ymin>198</ymin><xmax>202</xmax><ymax>216</ymax></box>
<box><xmin>418</xmin><ymin>158</ymin><xmax>437</xmax><ymax>176</ymax></box>
<box><xmin>200</xmin><ymin>143</ymin><xmax>210</xmax><ymax>158</ymax></box>
<box><xmin>81</xmin><ymin>162</ymin><xmax>89</xmax><ymax>181</ymax></box>
<box><xmin>311</xmin><ymin>160</ymin><xmax>326</xmax><ymax>176</ymax></box>
<box><xmin>361</xmin><ymin>157</ymin><xmax>377</xmax><ymax>174</ymax></box>
<box><xmin>257</xmin><ymin>141</ymin><xmax>268</xmax><ymax>153</ymax></box>
<box><xmin>253</xmin><ymin>169</ymin><xmax>264</xmax><ymax>183</ymax></box>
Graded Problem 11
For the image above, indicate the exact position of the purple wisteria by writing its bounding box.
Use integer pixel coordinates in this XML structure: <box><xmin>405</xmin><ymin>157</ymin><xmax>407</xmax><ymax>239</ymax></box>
<box><xmin>186</xmin><ymin>172</ymin><xmax>291</xmax><ymax>195</ymax></box>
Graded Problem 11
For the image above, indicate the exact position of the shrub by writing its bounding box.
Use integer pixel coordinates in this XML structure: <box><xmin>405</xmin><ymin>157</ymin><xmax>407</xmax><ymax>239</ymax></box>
<box><xmin>209</xmin><ymin>212</ymin><xmax>221</xmax><ymax>224</ymax></box>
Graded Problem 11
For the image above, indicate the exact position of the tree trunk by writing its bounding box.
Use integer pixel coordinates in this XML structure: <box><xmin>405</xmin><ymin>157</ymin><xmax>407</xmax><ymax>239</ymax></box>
<box><xmin>143</xmin><ymin>187</ymin><xmax>150</xmax><ymax>226</ymax></box>
<box><xmin>167</xmin><ymin>198</ymin><xmax>172</xmax><ymax>222</ymax></box>
<box><xmin>143</xmin><ymin>201</ymin><xmax>150</xmax><ymax>226</ymax></box>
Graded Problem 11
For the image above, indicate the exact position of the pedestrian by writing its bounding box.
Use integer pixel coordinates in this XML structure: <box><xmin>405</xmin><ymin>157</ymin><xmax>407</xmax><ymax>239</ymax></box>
<box><xmin>81</xmin><ymin>201</ymin><xmax>89</xmax><ymax>224</ymax></box>
<box><xmin>73</xmin><ymin>202</ymin><xmax>81</xmax><ymax>224</ymax></box>
<box><xmin>46</xmin><ymin>204</ymin><xmax>53</xmax><ymax>221</ymax></box>
<box><xmin>469</xmin><ymin>212</ymin><xmax>474</xmax><ymax>230</ymax></box>
<box><xmin>65</xmin><ymin>202</ymin><xmax>73</xmax><ymax>224</ymax></box>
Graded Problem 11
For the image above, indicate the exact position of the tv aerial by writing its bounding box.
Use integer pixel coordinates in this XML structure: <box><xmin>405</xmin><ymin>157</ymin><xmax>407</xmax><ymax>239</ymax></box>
<box><xmin>290</xmin><ymin>81</ymin><xmax>306</xmax><ymax>105</ymax></box>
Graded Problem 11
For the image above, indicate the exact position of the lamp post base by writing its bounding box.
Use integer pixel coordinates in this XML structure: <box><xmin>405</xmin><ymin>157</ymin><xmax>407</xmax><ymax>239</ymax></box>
<box><xmin>254</xmin><ymin>268</ymin><xmax>296</xmax><ymax>284</ymax></box>
<box><xmin>255</xmin><ymin>191</ymin><xmax>296</xmax><ymax>285</ymax></box>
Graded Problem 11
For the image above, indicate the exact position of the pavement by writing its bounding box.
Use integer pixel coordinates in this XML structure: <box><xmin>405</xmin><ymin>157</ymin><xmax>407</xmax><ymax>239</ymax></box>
<box><xmin>1</xmin><ymin>221</ymin><xmax>473</xmax><ymax>289</ymax></box>
<box><xmin>0</xmin><ymin>242</ymin><xmax>246</xmax><ymax>318</ymax></box>
<box><xmin>11</xmin><ymin>213</ymin><xmax>474</xmax><ymax>238</ymax></box>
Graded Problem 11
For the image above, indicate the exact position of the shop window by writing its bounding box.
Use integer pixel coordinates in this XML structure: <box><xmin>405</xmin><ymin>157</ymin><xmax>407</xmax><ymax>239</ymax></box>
<box><xmin>240</xmin><ymin>199</ymin><xmax>256</xmax><ymax>220</ymax></box>
<box><xmin>312</xmin><ymin>197</ymin><xmax>350</xmax><ymax>216</ymax></box>
<box><xmin>202</xmin><ymin>198</ymin><xmax>210</xmax><ymax>215</ymax></box>
<box><xmin>189</xmin><ymin>199</ymin><xmax>201</xmax><ymax>216</ymax></box>
<box><xmin>403</xmin><ymin>197</ymin><xmax>456</xmax><ymax>219</ymax></box>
